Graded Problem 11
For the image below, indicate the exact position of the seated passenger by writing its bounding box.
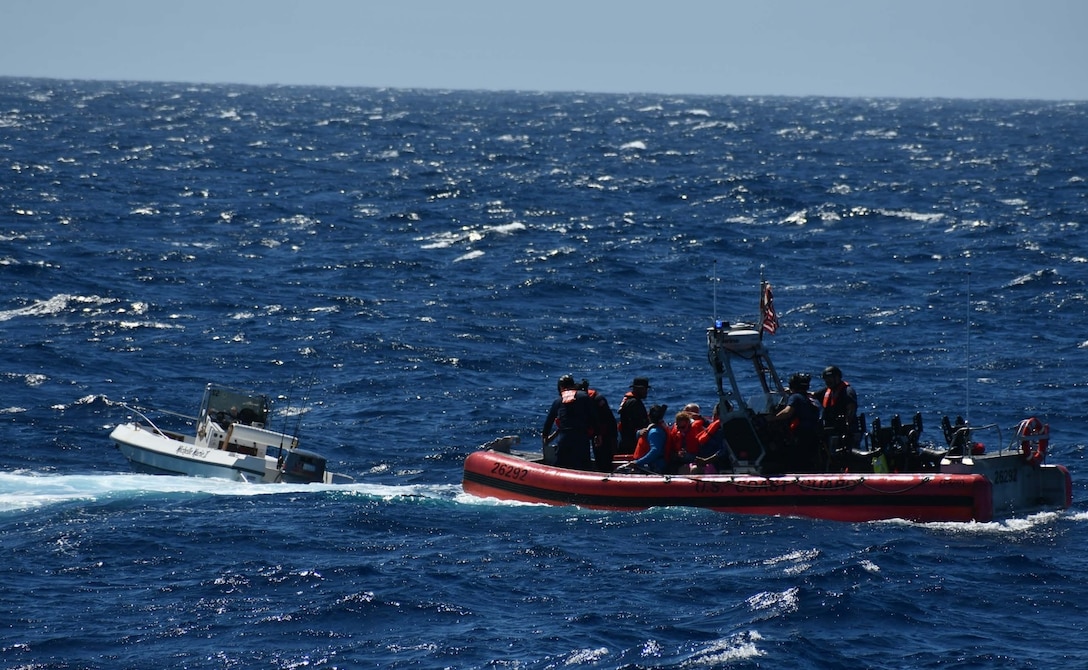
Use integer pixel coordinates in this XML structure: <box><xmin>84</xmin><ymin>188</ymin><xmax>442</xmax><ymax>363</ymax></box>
<box><xmin>682</xmin><ymin>403</ymin><xmax>708</xmax><ymax>433</ymax></box>
<box><xmin>691</xmin><ymin>403</ymin><xmax>731</xmax><ymax>474</ymax></box>
<box><xmin>623</xmin><ymin>404</ymin><xmax>669</xmax><ymax>473</ymax></box>
<box><xmin>669</xmin><ymin>410</ymin><xmax>700</xmax><ymax>473</ymax></box>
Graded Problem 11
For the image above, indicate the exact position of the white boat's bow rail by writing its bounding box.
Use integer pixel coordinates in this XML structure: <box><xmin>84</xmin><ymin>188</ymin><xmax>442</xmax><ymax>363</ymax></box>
<box><xmin>114</xmin><ymin>401</ymin><xmax>175</xmax><ymax>439</ymax></box>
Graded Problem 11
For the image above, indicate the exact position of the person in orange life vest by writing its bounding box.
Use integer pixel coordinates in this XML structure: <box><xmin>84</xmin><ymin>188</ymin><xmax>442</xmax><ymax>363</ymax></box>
<box><xmin>772</xmin><ymin>373</ymin><xmax>823</xmax><ymax>472</ymax></box>
<box><xmin>820</xmin><ymin>365</ymin><xmax>859</xmax><ymax>448</ymax></box>
<box><xmin>682</xmin><ymin>403</ymin><xmax>708</xmax><ymax>433</ymax></box>
<box><xmin>624</xmin><ymin>404</ymin><xmax>669</xmax><ymax>473</ymax></box>
<box><xmin>692</xmin><ymin>403</ymin><xmax>731</xmax><ymax>474</ymax></box>
<box><xmin>617</xmin><ymin>377</ymin><xmax>651</xmax><ymax>454</ymax></box>
<box><xmin>668</xmin><ymin>410</ymin><xmax>703</xmax><ymax>473</ymax></box>
<box><xmin>681</xmin><ymin>403</ymin><xmax>708</xmax><ymax>458</ymax></box>
<box><xmin>541</xmin><ymin>374</ymin><xmax>595</xmax><ymax>470</ymax></box>
<box><xmin>579</xmin><ymin>378</ymin><xmax>618</xmax><ymax>472</ymax></box>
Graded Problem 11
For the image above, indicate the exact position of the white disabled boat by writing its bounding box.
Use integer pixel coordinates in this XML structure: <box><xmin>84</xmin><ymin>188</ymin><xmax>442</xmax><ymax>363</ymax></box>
<box><xmin>110</xmin><ymin>383</ymin><xmax>352</xmax><ymax>484</ymax></box>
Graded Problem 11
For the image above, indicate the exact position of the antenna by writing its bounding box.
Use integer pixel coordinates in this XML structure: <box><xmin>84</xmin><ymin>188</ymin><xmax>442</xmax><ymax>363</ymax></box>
<box><xmin>712</xmin><ymin>259</ymin><xmax>718</xmax><ymax>324</ymax></box>
<box><xmin>965</xmin><ymin>268</ymin><xmax>971</xmax><ymax>425</ymax></box>
<box><xmin>291</xmin><ymin>376</ymin><xmax>316</xmax><ymax>443</ymax></box>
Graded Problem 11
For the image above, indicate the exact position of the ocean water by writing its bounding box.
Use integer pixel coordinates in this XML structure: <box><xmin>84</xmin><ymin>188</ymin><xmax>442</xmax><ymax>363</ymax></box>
<box><xmin>2</xmin><ymin>77</ymin><xmax>1087</xmax><ymax>669</ymax></box>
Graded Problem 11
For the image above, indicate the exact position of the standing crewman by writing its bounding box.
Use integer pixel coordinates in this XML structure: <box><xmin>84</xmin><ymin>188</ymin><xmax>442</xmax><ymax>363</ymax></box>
<box><xmin>773</xmin><ymin>373</ymin><xmax>823</xmax><ymax>472</ymax></box>
<box><xmin>821</xmin><ymin>365</ymin><xmax>859</xmax><ymax>449</ymax></box>
<box><xmin>617</xmin><ymin>377</ymin><xmax>651</xmax><ymax>455</ymax></box>
<box><xmin>581</xmin><ymin>379</ymin><xmax>618</xmax><ymax>472</ymax></box>
<box><xmin>542</xmin><ymin>375</ymin><xmax>595</xmax><ymax>470</ymax></box>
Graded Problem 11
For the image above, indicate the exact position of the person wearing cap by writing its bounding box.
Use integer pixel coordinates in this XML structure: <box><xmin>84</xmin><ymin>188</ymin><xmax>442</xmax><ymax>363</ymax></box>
<box><xmin>772</xmin><ymin>372</ymin><xmax>824</xmax><ymax>472</ymax></box>
<box><xmin>624</xmin><ymin>404</ymin><xmax>669</xmax><ymax>473</ymax></box>
<box><xmin>820</xmin><ymin>365</ymin><xmax>859</xmax><ymax>449</ymax></box>
<box><xmin>617</xmin><ymin>377</ymin><xmax>651</xmax><ymax>455</ymax></box>
<box><xmin>541</xmin><ymin>374</ymin><xmax>595</xmax><ymax>470</ymax></box>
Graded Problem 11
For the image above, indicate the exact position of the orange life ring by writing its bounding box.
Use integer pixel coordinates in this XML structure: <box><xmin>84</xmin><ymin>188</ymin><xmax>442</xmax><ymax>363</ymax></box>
<box><xmin>1017</xmin><ymin>417</ymin><xmax>1049</xmax><ymax>465</ymax></box>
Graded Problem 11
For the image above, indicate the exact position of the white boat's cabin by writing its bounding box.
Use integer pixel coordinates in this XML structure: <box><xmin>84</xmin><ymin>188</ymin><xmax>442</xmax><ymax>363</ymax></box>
<box><xmin>197</xmin><ymin>384</ymin><xmax>296</xmax><ymax>457</ymax></box>
<box><xmin>200</xmin><ymin>384</ymin><xmax>270</xmax><ymax>428</ymax></box>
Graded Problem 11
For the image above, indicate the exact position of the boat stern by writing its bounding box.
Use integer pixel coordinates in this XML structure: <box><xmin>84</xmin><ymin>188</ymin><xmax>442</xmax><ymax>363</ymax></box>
<box><xmin>280</xmin><ymin>449</ymin><xmax>333</xmax><ymax>484</ymax></box>
<box><xmin>941</xmin><ymin>453</ymin><xmax>1072</xmax><ymax>518</ymax></box>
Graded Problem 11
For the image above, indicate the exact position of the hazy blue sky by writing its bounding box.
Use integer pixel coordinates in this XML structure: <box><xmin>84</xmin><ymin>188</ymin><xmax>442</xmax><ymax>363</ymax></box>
<box><xmin>4</xmin><ymin>0</ymin><xmax>1086</xmax><ymax>100</ymax></box>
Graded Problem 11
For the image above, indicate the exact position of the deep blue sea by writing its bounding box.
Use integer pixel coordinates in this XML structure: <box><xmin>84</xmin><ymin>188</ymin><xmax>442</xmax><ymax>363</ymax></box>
<box><xmin>2</xmin><ymin>77</ymin><xmax>1088</xmax><ymax>669</ymax></box>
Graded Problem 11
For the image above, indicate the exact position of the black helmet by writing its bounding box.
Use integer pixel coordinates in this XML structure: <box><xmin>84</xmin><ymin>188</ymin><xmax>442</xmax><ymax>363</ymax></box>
<box><xmin>648</xmin><ymin>404</ymin><xmax>668</xmax><ymax>423</ymax></box>
<box><xmin>557</xmin><ymin>374</ymin><xmax>576</xmax><ymax>390</ymax></box>
<box><xmin>788</xmin><ymin>372</ymin><xmax>811</xmax><ymax>391</ymax></box>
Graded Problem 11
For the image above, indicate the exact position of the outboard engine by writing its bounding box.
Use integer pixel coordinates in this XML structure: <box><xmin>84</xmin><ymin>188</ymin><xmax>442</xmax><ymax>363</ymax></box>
<box><xmin>281</xmin><ymin>449</ymin><xmax>328</xmax><ymax>483</ymax></box>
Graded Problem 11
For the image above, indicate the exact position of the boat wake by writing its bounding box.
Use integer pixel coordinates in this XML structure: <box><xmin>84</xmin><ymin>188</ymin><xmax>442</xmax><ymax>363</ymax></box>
<box><xmin>0</xmin><ymin>470</ymin><xmax>464</xmax><ymax>513</ymax></box>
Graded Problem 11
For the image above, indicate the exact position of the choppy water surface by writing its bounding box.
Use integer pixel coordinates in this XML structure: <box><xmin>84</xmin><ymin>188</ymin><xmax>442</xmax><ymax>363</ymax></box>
<box><xmin>2</xmin><ymin>78</ymin><xmax>1087</xmax><ymax>668</ymax></box>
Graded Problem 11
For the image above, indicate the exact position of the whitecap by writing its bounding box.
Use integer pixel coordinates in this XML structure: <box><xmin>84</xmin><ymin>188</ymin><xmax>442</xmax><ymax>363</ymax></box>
<box><xmin>0</xmin><ymin>294</ymin><xmax>116</xmax><ymax>322</ymax></box>
<box><xmin>783</xmin><ymin>210</ymin><xmax>808</xmax><ymax>225</ymax></box>
<box><xmin>880</xmin><ymin>209</ymin><xmax>945</xmax><ymax>223</ymax></box>
<box><xmin>2</xmin><ymin>373</ymin><xmax>48</xmax><ymax>387</ymax></box>
<box><xmin>692</xmin><ymin>631</ymin><xmax>766</xmax><ymax>665</ymax></box>
<box><xmin>692</xmin><ymin>120</ymin><xmax>737</xmax><ymax>132</ymax></box>
<box><xmin>746</xmin><ymin>586</ymin><xmax>800</xmax><ymax>615</ymax></box>
<box><xmin>1007</xmin><ymin>270</ymin><xmax>1049</xmax><ymax>287</ymax></box>
<box><xmin>117</xmin><ymin>320</ymin><xmax>182</xmax><ymax>330</ymax></box>
<box><xmin>454</xmin><ymin>250</ymin><xmax>485</xmax><ymax>262</ymax></box>
<box><xmin>485</xmin><ymin>222</ymin><xmax>526</xmax><ymax>235</ymax></box>
<box><xmin>564</xmin><ymin>647</ymin><xmax>609</xmax><ymax>664</ymax></box>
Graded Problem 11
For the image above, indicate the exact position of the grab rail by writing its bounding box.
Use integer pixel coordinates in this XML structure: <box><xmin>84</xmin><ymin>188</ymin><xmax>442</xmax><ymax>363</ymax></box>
<box><xmin>118</xmin><ymin>402</ymin><xmax>171</xmax><ymax>439</ymax></box>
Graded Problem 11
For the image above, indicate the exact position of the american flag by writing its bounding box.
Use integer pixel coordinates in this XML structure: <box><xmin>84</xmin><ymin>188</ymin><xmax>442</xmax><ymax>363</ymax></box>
<box><xmin>760</xmin><ymin>282</ymin><xmax>778</xmax><ymax>335</ymax></box>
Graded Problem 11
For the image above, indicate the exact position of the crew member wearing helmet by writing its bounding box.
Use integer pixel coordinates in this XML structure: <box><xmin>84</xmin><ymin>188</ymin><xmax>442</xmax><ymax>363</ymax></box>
<box><xmin>821</xmin><ymin>365</ymin><xmax>859</xmax><ymax>448</ymax></box>
<box><xmin>772</xmin><ymin>372</ymin><xmax>824</xmax><ymax>472</ymax></box>
<box><xmin>541</xmin><ymin>374</ymin><xmax>595</xmax><ymax>470</ymax></box>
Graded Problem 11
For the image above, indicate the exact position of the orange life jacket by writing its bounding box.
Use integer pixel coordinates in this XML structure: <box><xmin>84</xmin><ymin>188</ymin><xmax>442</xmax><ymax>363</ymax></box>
<box><xmin>822</xmin><ymin>380</ymin><xmax>851</xmax><ymax>408</ymax></box>
<box><xmin>633</xmin><ymin>421</ymin><xmax>666</xmax><ymax>459</ymax></box>
<box><xmin>668</xmin><ymin>422</ymin><xmax>702</xmax><ymax>461</ymax></box>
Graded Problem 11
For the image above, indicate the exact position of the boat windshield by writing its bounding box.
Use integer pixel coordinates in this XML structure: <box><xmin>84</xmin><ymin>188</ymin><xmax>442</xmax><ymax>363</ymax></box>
<box><xmin>200</xmin><ymin>385</ymin><xmax>270</xmax><ymax>427</ymax></box>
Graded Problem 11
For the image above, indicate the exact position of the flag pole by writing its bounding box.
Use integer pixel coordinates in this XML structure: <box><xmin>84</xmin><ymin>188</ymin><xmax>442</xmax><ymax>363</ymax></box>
<box><xmin>758</xmin><ymin>266</ymin><xmax>766</xmax><ymax>341</ymax></box>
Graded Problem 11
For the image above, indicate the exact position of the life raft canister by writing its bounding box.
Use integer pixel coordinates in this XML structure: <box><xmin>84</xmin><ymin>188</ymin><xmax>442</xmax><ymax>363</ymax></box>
<box><xmin>1017</xmin><ymin>416</ymin><xmax>1049</xmax><ymax>465</ymax></box>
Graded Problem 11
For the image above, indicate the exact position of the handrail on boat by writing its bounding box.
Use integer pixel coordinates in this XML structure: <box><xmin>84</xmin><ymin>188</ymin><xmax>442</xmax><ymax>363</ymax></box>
<box><xmin>947</xmin><ymin>422</ymin><xmax>1006</xmax><ymax>456</ymax></box>
<box><xmin>118</xmin><ymin>402</ymin><xmax>173</xmax><ymax>439</ymax></box>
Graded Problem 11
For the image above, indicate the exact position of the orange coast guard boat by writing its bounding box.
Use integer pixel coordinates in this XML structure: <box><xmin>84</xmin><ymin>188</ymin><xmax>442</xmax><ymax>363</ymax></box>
<box><xmin>463</xmin><ymin>442</ymin><xmax>1069</xmax><ymax>523</ymax></box>
<box><xmin>463</xmin><ymin>307</ymin><xmax>1071</xmax><ymax>523</ymax></box>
